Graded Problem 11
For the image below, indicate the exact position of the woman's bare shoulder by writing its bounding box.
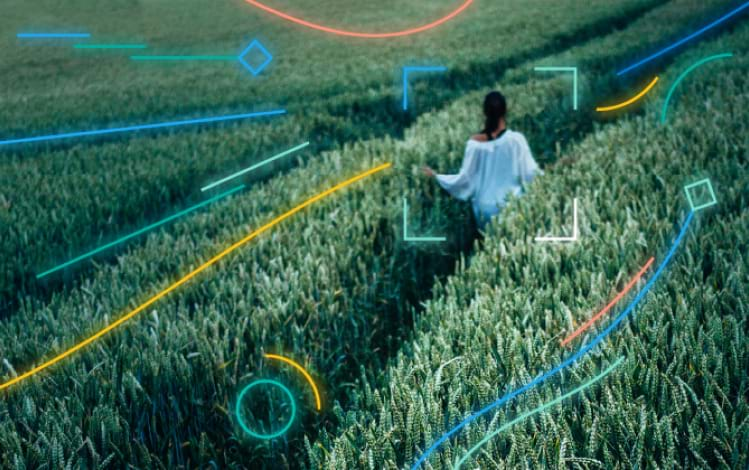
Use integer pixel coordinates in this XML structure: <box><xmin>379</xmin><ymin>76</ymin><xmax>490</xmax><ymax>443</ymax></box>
<box><xmin>470</xmin><ymin>134</ymin><xmax>488</xmax><ymax>142</ymax></box>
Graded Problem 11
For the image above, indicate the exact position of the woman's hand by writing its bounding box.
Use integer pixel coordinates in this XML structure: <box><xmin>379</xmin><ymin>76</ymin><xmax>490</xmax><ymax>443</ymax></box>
<box><xmin>421</xmin><ymin>166</ymin><xmax>436</xmax><ymax>178</ymax></box>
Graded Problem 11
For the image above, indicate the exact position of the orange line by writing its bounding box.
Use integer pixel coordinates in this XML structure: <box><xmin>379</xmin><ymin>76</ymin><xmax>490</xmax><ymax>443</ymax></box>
<box><xmin>596</xmin><ymin>76</ymin><xmax>659</xmax><ymax>112</ymax></box>
<box><xmin>264</xmin><ymin>353</ymin><xmax>322</xmax><ymax>410</ymax></box>
<box><xmin>243</xmin><ymin>0</ymin><xmax>473</xmax><ymax>38</ymax></box>
<box><xmin>561</xmin><ymin>257</ymin><xmax>655</xmax><ymax>346</ymax></box>
<box><xmin>0</xmin><ymin>163</ymin><xmax>392</xmax><ymax>392</ymax></box>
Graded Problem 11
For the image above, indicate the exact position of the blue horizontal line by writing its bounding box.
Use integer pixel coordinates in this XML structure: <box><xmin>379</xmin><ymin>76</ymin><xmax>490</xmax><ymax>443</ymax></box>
<box><xmin>36</xmin><ymin>185</ymin><xmax>245</xmax><ymax>279</ymax></box>
<box><xmin>617</xmin><ymin>1</ymin><xmax>749</xmax><ymax>76</ymax></box>
<box><xmin>412</xmin><ymin>211</ymin><xmax>694</xmax><ymax>469</ymax></box>
<box><xmin>0</xmin><ymin>109</ymin><xmax>287</xmax><ymax>147</ymax></box>
<box><xmin>17</xmin><ymin>33</ymin><xmax>91</xmax><ymax>38</ymax></box>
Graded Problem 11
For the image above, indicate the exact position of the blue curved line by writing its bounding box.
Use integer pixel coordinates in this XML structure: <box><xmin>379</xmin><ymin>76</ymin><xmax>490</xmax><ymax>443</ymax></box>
<box><xmin>412</xmin><ymin>211</ymin><xmax>694</xmax><ymax>469</ymax></box>
<box><xmin>617</xmin><ymin>1</ymin><xmax>748</xmax><ymax>75</ymax></box>
<box><xmin>660</xmin><ymin>53</ymin><xmax>733</xmax><ymax>124</ymax></box>
<box><xmin>0</xmin><ymin>109</ymin><xmax>286</xmax><ymax>147</ymax></box>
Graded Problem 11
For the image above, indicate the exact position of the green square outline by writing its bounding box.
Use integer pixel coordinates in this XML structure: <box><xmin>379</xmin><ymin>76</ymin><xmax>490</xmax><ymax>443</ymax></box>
<box><xmin>683</xmin><ymin>178</ymin><xmax>717</xmax><ymax>212</ymax></box>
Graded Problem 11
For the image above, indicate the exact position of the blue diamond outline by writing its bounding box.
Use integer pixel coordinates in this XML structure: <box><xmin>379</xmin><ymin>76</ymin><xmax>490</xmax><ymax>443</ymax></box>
<box><xmin>238</xmin><ymin>39</ymin><xmax>272</xmax><ymax>76</ymax></box>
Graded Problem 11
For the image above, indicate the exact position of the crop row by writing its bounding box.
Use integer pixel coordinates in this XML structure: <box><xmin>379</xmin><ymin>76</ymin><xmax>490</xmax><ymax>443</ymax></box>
<box><xmin>0</xmin><ymin>0</ymin><xmax>667</xmax><ymax>311</ymax></box>
<box><xmin>309</xmin><ymin>20</ymin><xmax>749</xmax><ymax>469</ymax></box>
<box><xmin>0</xmin><ymin>0</ymin><xmax>738</xmax><ymax>468</ymax></box>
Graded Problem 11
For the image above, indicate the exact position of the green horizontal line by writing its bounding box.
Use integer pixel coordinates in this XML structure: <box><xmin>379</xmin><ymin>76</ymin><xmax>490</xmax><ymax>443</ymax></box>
<box><xmin>74</xmin><ymin>44</ymin><xmax>148</xmax><ymax>49</ymax></box>
<box><xmin>130</xmin><ymin>55</ymin><xmax>237</xmax><ymax>61</ymax></box>
<box><xmin>36</xmin><ymin>185</ymin><xmax>245</xmax><ymax>279</ymax></box>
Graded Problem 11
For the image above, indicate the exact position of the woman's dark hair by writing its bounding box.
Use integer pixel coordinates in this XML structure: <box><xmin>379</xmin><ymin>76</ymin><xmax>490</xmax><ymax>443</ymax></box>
<box><xmin>482</xmin><ymin>91</ymin><xmax>507</xmax><ymax>136</ymax></box>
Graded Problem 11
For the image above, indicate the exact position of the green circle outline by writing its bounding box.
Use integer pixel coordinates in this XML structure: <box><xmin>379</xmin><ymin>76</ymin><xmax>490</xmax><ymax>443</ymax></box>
<box><xmin>235</xmin><ymin>379</ymin><xmax>296</xmax><ymax>439</ymax></box>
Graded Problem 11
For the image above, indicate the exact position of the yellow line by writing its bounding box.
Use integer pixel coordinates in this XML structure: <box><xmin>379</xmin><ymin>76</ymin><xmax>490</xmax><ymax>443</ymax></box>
<box><xmin>0</xmin><ymin>163</ymin><xmax>392</xmax><ymax>392</ymax></box>
<box><xmin>596</xmin><ymin>76</ymin><xmax>659</xmax><ymax>112</ymax></box>
<box><xmin>264</xmin><ymin>353</ymin><xmax>322</xmax><ymax>410</ymax></box>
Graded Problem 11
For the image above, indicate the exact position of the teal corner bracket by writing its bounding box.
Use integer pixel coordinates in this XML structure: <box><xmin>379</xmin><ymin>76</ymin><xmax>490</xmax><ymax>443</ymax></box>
<box><xmin>403</xmin><ymin>198</ymin><xmax>446</xmax><ymax>242</ymax></box>
<box><xmin>534</xmin><ymin>66</ymin><xmax>578</xmax><ymax>110</ymax></box>
<box><xmin>684</xmin><ymin>178</ymin><xmax>718</xmax><ymax>212</ymax></box>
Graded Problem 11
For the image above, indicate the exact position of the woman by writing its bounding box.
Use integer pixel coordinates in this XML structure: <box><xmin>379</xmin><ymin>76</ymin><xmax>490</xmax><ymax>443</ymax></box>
<box><xmin>423</xmin><ymin>91</ymin><xmax>542</xmax><ymax>228</ymax></box>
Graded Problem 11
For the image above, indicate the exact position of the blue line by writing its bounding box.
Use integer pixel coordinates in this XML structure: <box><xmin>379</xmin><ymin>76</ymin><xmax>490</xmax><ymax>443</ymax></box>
<box><xmin>0</xmin><ymin>109</ymin><xmax>286</xmax><ymax>147</ymax></box>
<box><xmin>17</xmin><ymin>33</ymin><xmax>91</xmax><ymax>38</ymax></box>
<box><xmin>36</xmin><ymin>185</ymin><xmax>245</xmax><ymax>279</ymax></box>
<box><xmin>412</xmin><ymin>211</ymin><xmax>694</xmax><ymax>469</ymax></box>
<box><xmin>617</xmin><ymin>1</ymin><xmax>749</xmax><ymax>75</ymax></box>
<box><xmin>403</xmin><ymin>66</ymin><xmax>447</xmax><ymax>111</ymax></box>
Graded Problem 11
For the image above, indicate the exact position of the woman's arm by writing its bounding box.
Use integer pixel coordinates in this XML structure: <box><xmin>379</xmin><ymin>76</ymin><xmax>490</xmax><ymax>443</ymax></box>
<box><xmin>422</xmin><ymin>166</ymin><xmax>436</xmax><ymax>177</ymax></box>
<box><xmin>432</xmin><ymin>143</ymin><xmax>479</xmax><ymax>201</ymax></box>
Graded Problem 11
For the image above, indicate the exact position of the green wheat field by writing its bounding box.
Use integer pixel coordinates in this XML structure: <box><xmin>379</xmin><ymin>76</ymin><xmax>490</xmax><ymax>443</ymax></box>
<box><xmin>1</xmin><ymin>0</ymin><xmax>747</xmax><ymax>468</ymax></box>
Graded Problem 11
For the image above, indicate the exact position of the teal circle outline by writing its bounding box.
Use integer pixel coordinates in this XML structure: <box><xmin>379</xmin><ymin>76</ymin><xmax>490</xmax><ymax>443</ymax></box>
<box><xmin>235</xmin><ymin>379</ymin><xmax>296</xmax><ymax>439</ymax></box>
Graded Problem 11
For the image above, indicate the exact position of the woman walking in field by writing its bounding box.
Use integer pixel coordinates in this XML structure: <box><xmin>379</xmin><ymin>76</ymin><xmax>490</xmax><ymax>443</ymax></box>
<box><xmin>423</xmin><ymin>91</ymin><xmax>542</xmax><ymax>228</ymax></box>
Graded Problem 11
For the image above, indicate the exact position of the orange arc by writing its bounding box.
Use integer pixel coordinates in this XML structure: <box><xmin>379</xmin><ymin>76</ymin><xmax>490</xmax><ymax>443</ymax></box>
<box><xmin>243</xmin><ymin>0</ymin><xmax>473</xmax><ymax>38</ymax></box>
<box><xmin>561</xmin><ymin>257</ymin><xmax>655</xmax><ymax>346</ymax></box>
<box><xmin>264</xmin><ymin>353</ymin><xmax>322</xmax><ymax>410</ymax></box>
<box><xmin>0</xmin><ymin>163</ymin><xmax>392</xmax><ymax>392</ymax></box>
<box><xmin>596</xmin><ymin>76</ymin><xmax>659</xmax><ymax>112</ymax></box>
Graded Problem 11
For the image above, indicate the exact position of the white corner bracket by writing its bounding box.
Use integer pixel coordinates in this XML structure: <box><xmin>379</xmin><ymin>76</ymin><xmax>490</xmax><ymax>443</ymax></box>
<box><xmin>535</xmin><ymin>198</ymin><xmax>579</xmax><ymax>243</ymax></box>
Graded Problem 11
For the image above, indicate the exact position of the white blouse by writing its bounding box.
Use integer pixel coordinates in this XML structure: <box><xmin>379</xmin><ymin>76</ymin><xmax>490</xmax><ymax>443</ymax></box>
<box><xmin>436</xmin><ymin>130</ymin><xmax>542</xmax><ymax>225</ymax></box>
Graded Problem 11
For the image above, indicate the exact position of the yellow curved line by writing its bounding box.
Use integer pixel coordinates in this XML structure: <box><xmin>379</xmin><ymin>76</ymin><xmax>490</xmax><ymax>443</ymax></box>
<box><xmin>596</xmin><ymin>76</ymin><xmax>659</xmax><ymax>112</ymax></box>
<box><xmin>0</xmin><ymin>163</ymin><xmax>392</xmax><ymax>392</ymax></box>
<box><xmin>264</xmin><ymin>353</ymin><xmax>322</xmax><ymax>411</ymax></box>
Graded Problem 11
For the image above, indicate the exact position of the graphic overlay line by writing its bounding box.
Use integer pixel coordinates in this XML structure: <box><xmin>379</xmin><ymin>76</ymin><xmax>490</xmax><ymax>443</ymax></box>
<box><xmin>660</xmin><ymin>53</ymin><xmax>733</xmax><ymax>124</ymax></box>
<box><xmin>403</xmin><ymin>198</ymin><xmax>446</xmax><ymax>242</ymax></box>
<box><xmin>264</xmin><ymin>353</ymin><xmax>322</xmax><ymax>410</ymax></box>
<box><xmin>402</xmin><ymin>66</ymin><xmax>447</xmax><ymax>111</ymax></box>
<box><xmin>17</xmin><ymin>33</ymin><xmax>90</xmax><ymax>39</ymax></box>
<box><xmin>238</xmin><ymin>39</ymin><xmax>273</xmax><ymax>76</ymax></box>
<box><xmin>412</xmin><ymin>211</ymin><xmax>694</xmax><ymax>469</ymax></box>
<box><xmin>684</xmin><ymin>178</ymin><xmax>718</xmax><ymax>212</ymax></box>
<box><xmin>561</xmin><ymin>257</ymin><xmax>654</xmax><ymax>346</ymax></box>
<box><xmin>596</xmin><ymin>76</ymin><xmax>659</xmax><ymax>112</ymax></box>
<box><xmin>0</xmin><ymin>163</ymin><xmax>392</xmax><ymax>391</ymax></box>
<box><xmin>235</xmin><ymin>379</ymin><xmax>297</xmax><ymax>439</ymax></box>
<box><xmin>0</xmin><ymin>109</ymin><xmax>286</xmax><ymax>147</ymax></box>
<box><xmin>617</xmin><ymin>1</ymin><xmax>748</xmax><ymax>75</ymax></box>
<box><xmin>130</xmin><ymin>55</ymin><xmax>236</xmax><ymax>61</ymax></box>
<box><xmin>534</xmin><ymin>66</ymin><xmax>578</xmax><ymax>110</ymax></box>
<box><xmin>201</xmin><ymin>142</ymin><xmax>310</xmax><ymax>192</ymax></box>
<box><xmin>75</xmin><ymin>44</ymin><xmax>147</xmax><ymax>49</ymax></box>
<box><xmin>535</xmin><ymin>198</ymin><xmax>578</xmax><ymax>242</ymax></box>
<box><xmin>243</xmin><ymin>0</ymin><xmax>473</xmax><ymax>38</ymax></box>
<box><xmin>36</xmin><ymin>185</ymin><xmax>245</xmax><ymax>279</ymax></box>
<box><xmin>453</xmin><ymin>357</ymin><xmax>625</xmax><ymax>469</ymax></box>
